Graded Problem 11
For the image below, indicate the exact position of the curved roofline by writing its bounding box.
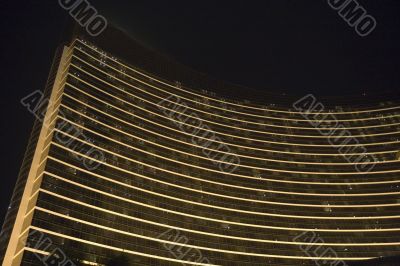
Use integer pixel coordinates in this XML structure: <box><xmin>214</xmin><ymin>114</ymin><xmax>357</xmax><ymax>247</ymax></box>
<box><xmin>63</xmin><ymin>21</ymin><xmax>400</xmax><ymax>109</ymax></box>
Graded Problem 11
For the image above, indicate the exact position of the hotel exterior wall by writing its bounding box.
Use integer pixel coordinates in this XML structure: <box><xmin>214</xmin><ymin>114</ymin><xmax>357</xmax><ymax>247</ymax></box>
<box><xmin>0</xmin><ymin>45</ymin><xmax>67</xmax><ymax>264</ymax></box>
<box><xmin>1</xmin><ymin>38</ymin><xmax>400</xmax><ymax>265</ymax></box>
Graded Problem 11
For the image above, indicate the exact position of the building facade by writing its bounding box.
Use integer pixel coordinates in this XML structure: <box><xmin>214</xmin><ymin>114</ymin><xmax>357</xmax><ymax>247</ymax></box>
<box><xmin>1</xmin><ymin>35</ymin><xmax>400</xmax><ymax>265</ymax></box>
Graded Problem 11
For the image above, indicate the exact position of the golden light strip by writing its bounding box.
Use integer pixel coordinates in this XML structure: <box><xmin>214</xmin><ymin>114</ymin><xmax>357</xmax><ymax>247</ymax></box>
<box><xmin>28</xmin><ymin>225</ymin><xmax>219</xmax><ymax>265</ymax></box>
<box><xmin>57</xmin><ymin>101</ymin><xmax>398</xmax><ymax>170</ymax></box>
<box><xmin>43</xmin><ymin>154</ymin><xmax>400</xmax><ymax>220</ymax></box>
<box><xmin>63</xmin><ymin>74</ymin><xmax>400</xmax><ymax>148</ymax></box>
<box><xmin>67</xmin><ymin>61</ymin><xmax>400</xmax><ymax>139</ymax></box>
<box><xmin>36</xmin><ymin>207</ymin><xmax>400</xmax><ymax>249</ymax></box>
<box><xmin>69</xmin><ymin>56</ymin><xmax>400</xmax><ymax>133</ymax></box>
<box><xmin>23</xmin><ymin>247</ymin><xmax>50</xmax><ymax>256</ymax></box>
<box><xmin>49</xmin><ymin>118</ymin><xmax>400</xmax><ymax>187</ymax></box>
<box><xmin>37</xmin><ymin>187</ymin><xmax>400</xmax><ymax>236</ymax></box>
<box><xmin>74</xmin><ymin>39</ymin><xmax>400</xmax><ymax>117</ymax></box>
<box><xmin>59</xmin><ymin>98</ymin><xmax>400</xmax><ymax>167</ymax></box>
<box><xmin>28</xmin><ymin>224</ymin><xmax>373</xmax><ymax>263</ymax></box>
<box><xmin>62</xmin><ymin>82</ymin><xmax>400</xmax><ymax>157</ymax></box>
<box><xmin>45</xmin><ymin>149</ymin><xmax>400</xmax><ymax>198</ymax></box>
<box><xmin>44</xmin><ymin>147</ymin><xmax>400</xmax><ymax>211</ymax></box>
<box><xmin>54</xmin><ymin>110</ymin><xmax>400</xmax><ymax>177</ymax></box>
<box><xmin>69</xmin><ymin>54</ymin><xmax>400</xmax><ymax>135</ymax></box>
<box><xmin>61</xmin><ymin>87</ymin><xmax>397</xmax><ymax>158</ymax></box>
<box><xmin>36</xmin><ymin>189</ymin><xmax>400</xmax><ymax>241</ymax></box>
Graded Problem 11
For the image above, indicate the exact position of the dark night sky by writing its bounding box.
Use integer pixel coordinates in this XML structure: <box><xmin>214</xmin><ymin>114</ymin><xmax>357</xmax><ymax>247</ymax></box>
<box><xmin>1</xmin><ymin>0</ymin><xmax>400</xmax><ymax>227</ymax></box>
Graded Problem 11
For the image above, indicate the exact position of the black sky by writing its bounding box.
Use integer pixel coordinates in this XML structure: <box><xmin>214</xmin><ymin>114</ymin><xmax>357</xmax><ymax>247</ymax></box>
<box><xmin>1</xmin><ymin>0</ymin><xmax>400</xmax><ymax>226</ymax></box>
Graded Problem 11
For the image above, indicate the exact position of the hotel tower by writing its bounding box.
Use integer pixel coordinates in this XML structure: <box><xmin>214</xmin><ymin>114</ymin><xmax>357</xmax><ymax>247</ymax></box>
<box><xmin>1</xmin><ymin>27</ymin><xmax>400</xmax><ymax>266</ymax></box>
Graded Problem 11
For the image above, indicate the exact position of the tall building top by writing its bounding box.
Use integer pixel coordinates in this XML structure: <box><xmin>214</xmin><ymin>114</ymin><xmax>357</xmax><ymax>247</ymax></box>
<box><xmin>1</xmin><ymin>20</ymin><xmax>399</xmax><ymax>266</ymax></box>
<box><xmin>65</xmin><ymin>22</ymin><xmax>400</xmax><ymax>109</ymax></box>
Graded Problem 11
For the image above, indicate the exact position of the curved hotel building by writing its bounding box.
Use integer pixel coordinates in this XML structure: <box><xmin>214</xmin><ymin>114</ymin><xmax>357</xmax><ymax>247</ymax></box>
<box><xmin>1</xmin><ymin>27</ymin><xmax>400</xmax><ymax>265</ymax></box>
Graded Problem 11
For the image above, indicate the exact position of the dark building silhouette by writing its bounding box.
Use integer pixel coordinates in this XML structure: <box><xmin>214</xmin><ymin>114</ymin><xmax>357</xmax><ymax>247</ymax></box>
<box><xmin>1</xmin><ymin>25</ymin><xmax>400</xmax><ymax>265</ymax></box>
